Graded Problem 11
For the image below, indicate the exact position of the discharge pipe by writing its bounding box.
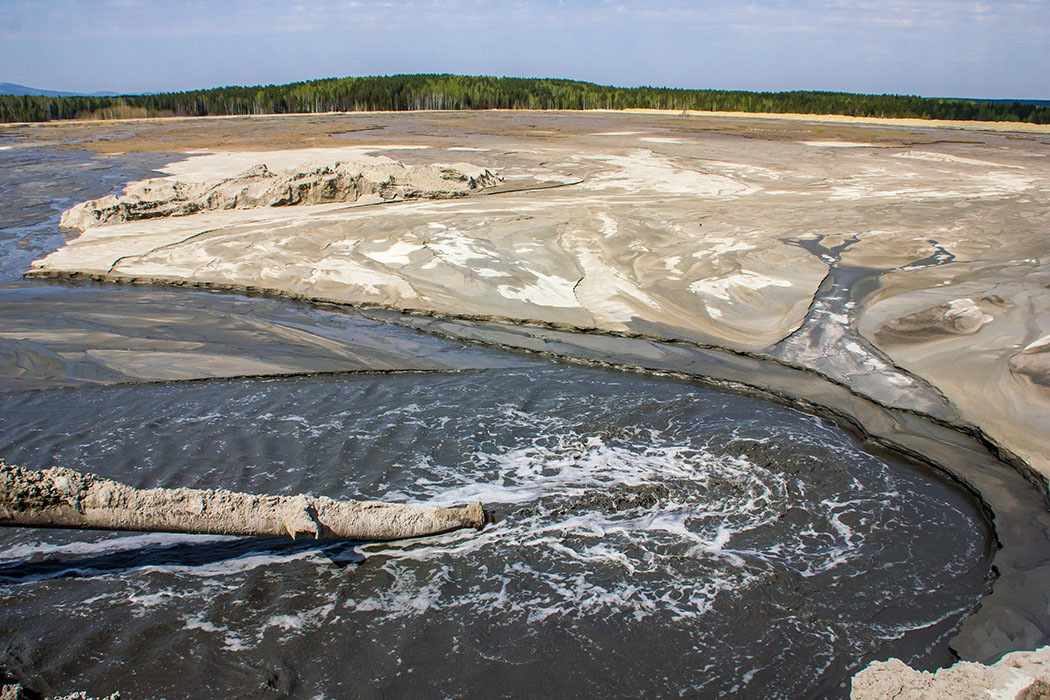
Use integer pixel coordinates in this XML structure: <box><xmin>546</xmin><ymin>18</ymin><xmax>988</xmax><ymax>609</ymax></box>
<box><xmin>0</xmin><ymin>461</ymin><xmax>488</xmax><ymax>541</ymax></box>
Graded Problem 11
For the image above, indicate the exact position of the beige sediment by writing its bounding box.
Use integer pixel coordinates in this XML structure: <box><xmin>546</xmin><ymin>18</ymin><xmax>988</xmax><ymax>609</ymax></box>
<box><xmin>859</xmin><ymin>264</ymin><xmax>1050</xmax><ymax>477</ymax></box>
<box><xmin>31</xmin><ymin>154</ymin><xmax>827</xmax><ymax>352</ymax></box>
<box><xmin>4</xmin><ymin>107</ymin><xmax>1050</xmax><ymax>136</ymax></box>
<box><xmin>25</xmin><ymin>265</ymin><xmax>1044</xmax><ymax>488</ymax></box>
<box><xmin>0</xmin><ymin>461</ymin><xmax>487</xmax><ymax>541</ymax></box>
<box><xmin>1011</xmin><ymin>338</ymin><xmax>1050</xmax><ymax>389</ymax></box>
<box><xmin>21</xmin><ymin>266</ymin><xmax>806</xmax><ymax>361</ymax></box>
<box><xmin>617</xmin><ymin>108</ymin><xmax>1050</xmax><ymax>134</ymax></box>
<box><xmin>851</xmin><ymin>646</ymin><xmax>1050</xmax><ymax>699</ymax></box>
<box><xmin>873</xmin><ymin>297</ymin><xmax>995</xmax><ymax>343</ymax></box>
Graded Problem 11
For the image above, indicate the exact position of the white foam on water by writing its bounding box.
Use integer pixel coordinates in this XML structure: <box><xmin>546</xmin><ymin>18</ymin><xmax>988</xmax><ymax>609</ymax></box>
<box><xmin>137</xmin><ymin>549</ymin><xmax>325</xmax><ymax>578</ymax></box>
<box><xmin>258</xmin><ymin>603</ymin><xmax>336</xmax><ymax>641</ymax></box>
<box><xmin>182</xmin><ymin>614</ymin><xmax>250</xmax><ymax>651</ymax></box>
<box><xmin>128</xmin><ymin>590</ymin><xmax>177</xmax><ymax>611</ymax></box>
<box><xmin>347</xmin><ymin>394</ymin><xmax>906</xmax><ymax>633</ymax></box>
<box><xmin>0</xmin><ymin>366</ymin><xmax>989</xmax><ymax>699</ymax></box>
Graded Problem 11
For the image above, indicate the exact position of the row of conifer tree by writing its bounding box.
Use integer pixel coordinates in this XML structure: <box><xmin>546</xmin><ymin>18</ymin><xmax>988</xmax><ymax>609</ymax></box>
<box><xmin>3</xmin><ymin>74</ymin><xmax>1047</xmax><ymax>124</ymax></box>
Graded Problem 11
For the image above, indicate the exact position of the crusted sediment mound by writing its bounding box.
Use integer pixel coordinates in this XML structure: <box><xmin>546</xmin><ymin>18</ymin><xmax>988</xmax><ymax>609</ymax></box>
<box><xmin>851</xmin><ymin>646</ymin><xmax>1050</xmax><ymax>699</ymax></box>
<box><xmin>874</xmin><ymin>297</ymin><xmax>995</xmax><ymax>343</ymax></box>
<box><xmin>1010</xmin><ymin>335</ymin><xmax>1050</xmax><ymax>389</ymax></box>
<box><xmin>59</xmin><ymin>160</ymin><xmax>502</xmax><ymax>230</ymax></box>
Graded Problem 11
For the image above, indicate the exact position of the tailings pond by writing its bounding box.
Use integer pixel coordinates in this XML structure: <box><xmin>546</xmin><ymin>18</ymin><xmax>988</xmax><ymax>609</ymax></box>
<box><xmin>0</xmin><ymin>365</ymin><xmax>992</xmax><ymax>698</ymax></box>
<box><xmin>0</xmin><ymin>133</ymin><xmax>1002</xmax><ymax>698</ymax></box>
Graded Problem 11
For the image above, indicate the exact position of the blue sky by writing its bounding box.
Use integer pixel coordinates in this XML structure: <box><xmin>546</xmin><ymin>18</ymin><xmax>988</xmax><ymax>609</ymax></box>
<box><xmin>2</xmin><ymin>0</ymin><xmax>1047</xmax><ymax>98</ymax></box>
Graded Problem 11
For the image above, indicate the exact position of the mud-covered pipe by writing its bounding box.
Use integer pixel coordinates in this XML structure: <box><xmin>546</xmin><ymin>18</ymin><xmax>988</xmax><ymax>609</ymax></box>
<box><xmin>0</xmin><ymin>461</ymin><xmax>487</xmax><ymax>541</ymax></box>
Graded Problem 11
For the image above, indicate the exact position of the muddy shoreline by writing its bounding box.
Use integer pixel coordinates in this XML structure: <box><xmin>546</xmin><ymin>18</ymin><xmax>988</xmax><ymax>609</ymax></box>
<box><xmin>25</xmin><ymin>269</ymin><xmax>1047</xmax><ymax>489</ymax></box>
<box><xmin>19</xmin><ymin>270</ymin><xmax>1050</xmax><ymax>666</ymax></box>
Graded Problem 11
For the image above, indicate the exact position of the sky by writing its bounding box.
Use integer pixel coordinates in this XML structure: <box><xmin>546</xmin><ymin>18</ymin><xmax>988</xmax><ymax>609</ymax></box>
<box><xmin>1</xmin><ymin>0</ymin><xmax>1048</xmax><ymax>99</ymax></box>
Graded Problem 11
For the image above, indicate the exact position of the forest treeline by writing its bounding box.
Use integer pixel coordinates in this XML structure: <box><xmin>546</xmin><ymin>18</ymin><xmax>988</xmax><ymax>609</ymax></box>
<box><xmin>2</xmin><ymin>74</ymin><xmax>1048</xmax><ymax>124</ymax></box>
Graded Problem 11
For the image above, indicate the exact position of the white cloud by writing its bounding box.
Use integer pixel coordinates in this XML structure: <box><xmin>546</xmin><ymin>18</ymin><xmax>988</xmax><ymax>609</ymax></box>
<box><xmin>1</xmin><ymin>0</ymin><xmax>1047</xmax><ymax>97</ymax></box>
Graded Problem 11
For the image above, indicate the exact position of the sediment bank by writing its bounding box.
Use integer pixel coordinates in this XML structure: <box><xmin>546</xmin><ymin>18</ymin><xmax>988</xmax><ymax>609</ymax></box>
<box><xmin>18</xmin><ymin>269</ymin><xmax>1050</xmax><ymax>665</ymax></box>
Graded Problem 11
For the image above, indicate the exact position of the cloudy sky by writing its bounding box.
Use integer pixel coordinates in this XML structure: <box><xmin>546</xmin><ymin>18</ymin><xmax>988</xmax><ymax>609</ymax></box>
<box><xmin>2</xmin><ymin>0</ymin><xmax>1047</xmax><ymax>98</ymax></box>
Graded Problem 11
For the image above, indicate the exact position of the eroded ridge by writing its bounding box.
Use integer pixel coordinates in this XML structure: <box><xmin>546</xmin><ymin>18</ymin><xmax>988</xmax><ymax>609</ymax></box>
<box><xmin>60</xmin><ymin>159</ymin><xmax>502</xmax><ymax>230</ymax></box>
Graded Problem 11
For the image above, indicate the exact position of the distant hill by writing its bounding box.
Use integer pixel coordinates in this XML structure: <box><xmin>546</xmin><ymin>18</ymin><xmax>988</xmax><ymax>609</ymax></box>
<box><xmin>0</xmin><ymin>82</ymin><xmax>118</xmax><ymax>97</ymax></box>
<box><xmin>1</xmin><ymin>74</ymin><xmax>1047</xmax><ymax>124</ymax></box>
